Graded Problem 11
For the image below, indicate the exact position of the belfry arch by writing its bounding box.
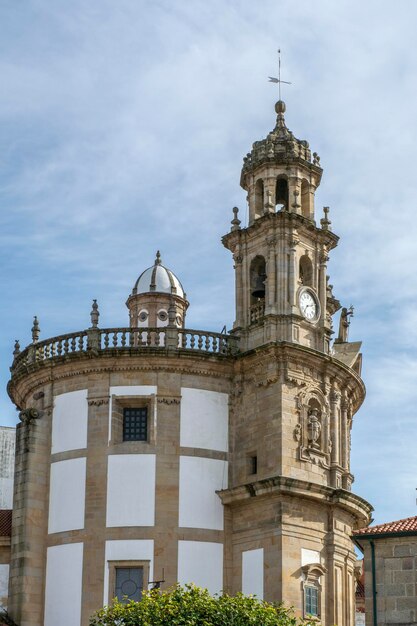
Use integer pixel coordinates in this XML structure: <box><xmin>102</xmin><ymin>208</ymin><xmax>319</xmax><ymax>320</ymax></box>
<box><xmin>275</xmin><ymin>176</ymin><xmax>288</xmax><ymax>211</ymax></box>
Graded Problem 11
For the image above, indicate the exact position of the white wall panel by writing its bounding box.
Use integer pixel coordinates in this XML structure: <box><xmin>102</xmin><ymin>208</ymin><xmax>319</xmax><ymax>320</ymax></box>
<box><xmin>48</xmin><ymin>458</ymin><xmax>86</xmax><ymax>534</ymax></box>
<box><xmin>178</xmin><ymin>541</ymin><xmax>223</xmax><ymax>595</ymax></box>
<box><xmin>52</xmin><ymin>390</ymin><xmax>88</xmax><ymax>454</ymax></box>
<box><xmin>108</xmin><ymin>385</ymin><xmax>157</xmax><ymax>442</ymax></box>
<box><xmin>103</xmin><ymin>539</ymin><xmax>154</xmax><ymax>605</ymax></box>
<box><xmin>44</xmin><ymin>542</ymin><xmax>83</xmax><ymax>626</ymax></box>
<box><xmin>242</xmin><ymin>548</ymin><xmax>264</xmax><ymax>598</ymax></box>
<box><xmin>180</xmin><ymin>388</ymin><xmax>228</xmax><ymax>451</ymax></box>
<box><xmin>106</xmin><ymin>454</ymin><xmax>155</xmax><ymax>527</ymax></box>
<box><xmin>0</xmin><ymin>478</ymin><xmax>13</xmax><ymax>509</ymax></box>
<box><xmin>179</xmin><ymin>456</ymin><xmax>227</xmax><ymax>530</ymax></box>
<box><xmin>301</xmin><ymin>548</ymin><xmax>320</xmax><ymax>566</ymax></box>
<box><xmin>0</xmin><ymin>564</ymin><xmax>9</xmax><ymax>608</ymax></box>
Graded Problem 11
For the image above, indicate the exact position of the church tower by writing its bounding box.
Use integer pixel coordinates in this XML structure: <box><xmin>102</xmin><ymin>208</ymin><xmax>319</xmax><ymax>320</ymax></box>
<box><xmin>220</xmin><ymin>98</ymin><xmax>371</xmax><ymax>624</ymax></box>
<box><xmin>223</xmin><ymin>99</ymin><xmax>337</xmax><ymax>355</ymax></box>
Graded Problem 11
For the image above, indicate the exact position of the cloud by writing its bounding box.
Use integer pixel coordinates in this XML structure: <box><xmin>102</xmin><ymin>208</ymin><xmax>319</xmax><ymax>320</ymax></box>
<box><xmin>1</xmin><ymin>0</ymin><xmax>417</xmax><ymax>526</ymax></box>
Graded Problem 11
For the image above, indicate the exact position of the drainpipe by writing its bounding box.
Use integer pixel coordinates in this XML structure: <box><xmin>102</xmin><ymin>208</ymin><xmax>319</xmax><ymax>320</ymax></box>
<box><xmin>370</xmin><ymin>540</ymin><xmax>377</xmax><ymax>626</ymax></box>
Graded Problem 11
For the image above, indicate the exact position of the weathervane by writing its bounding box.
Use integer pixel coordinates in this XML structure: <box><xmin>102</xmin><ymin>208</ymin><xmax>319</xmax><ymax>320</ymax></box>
<box><xmin>268</xmin><ymin>49</ymin><xmax>291</xmax><ymax>100</ymax></box>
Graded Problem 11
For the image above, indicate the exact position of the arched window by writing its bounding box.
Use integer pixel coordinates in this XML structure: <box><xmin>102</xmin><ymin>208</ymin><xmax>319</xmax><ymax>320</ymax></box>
<box><xmin>275</xmin><ymin>177</ymin><xmax>288</xmax><ymax>211</ymax></box>
<box><xmin>299</xmin><ymin>254</ymin><xmax>313</xmax><ymax>286</ymax></box>
<box><xmin>254</xmin><ymin>179</ymin><xmax>264</xmax><ymax>217</ymax></box>
<box><xmin>301</xmin><ymin>179</ymin><xmax>310</xmax><ymax>218</ymax></box>
<box><xmin>250</xmin><ymin>256</ymin><xmax>267</xmax><ymax>303</ymax></box>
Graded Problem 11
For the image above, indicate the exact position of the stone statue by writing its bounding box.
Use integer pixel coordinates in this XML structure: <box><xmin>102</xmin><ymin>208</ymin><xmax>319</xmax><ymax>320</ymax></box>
<box><xmin>307</xmin><ymin>408</ymin><xmax>321</xmax><ymax>449</ymax></box>
<box><xmin>337</xmin><ymin>306</ymin><xmax>354</xmax><ymax>343</ymax></box>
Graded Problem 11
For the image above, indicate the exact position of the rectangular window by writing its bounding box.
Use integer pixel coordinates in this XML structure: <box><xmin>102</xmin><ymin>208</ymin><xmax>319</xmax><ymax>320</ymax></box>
<box><xmin>305</xmin><ymin>586</ymin><xmax>318</xmax><ymax>616</ymax></box>
<box><xmin>115</xmin><ymin>566</ymin><xmax>144</xmax><ymax>603</ymax></box>
<box><xmin>123</xmin><ymin>407</ymin><xmax>148</xmax><ymax>442</ymax></box>
<box><xmin>247</xmin><ymin>454</ymin><xmax>257</xmax><ymax>475</ymax></box>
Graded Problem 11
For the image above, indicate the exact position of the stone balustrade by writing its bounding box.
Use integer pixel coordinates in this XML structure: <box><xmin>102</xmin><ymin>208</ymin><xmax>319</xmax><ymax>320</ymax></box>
<box><xmin>10</xmin><ymin>327</ymin><xmax>239</xmax><ymax>376</ymax></box>
<box><xmin>250</xmin><ymin>302</ymin><xmax>265</xmax><ymax>324</ymax></box>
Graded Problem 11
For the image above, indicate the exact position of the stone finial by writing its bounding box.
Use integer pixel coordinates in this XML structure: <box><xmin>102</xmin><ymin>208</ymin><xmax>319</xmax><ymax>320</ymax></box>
<box><xmin>13</xmin><ymin>340</ymin><xmax>20</xmax><ymax>357</ymax></box>
<box><xmin>313</xmin><ymin>152</ymin><xmax>321</xmax><ymax>166</ymax></box>
<box><xmin>31</xmin><ymin>316</ymin><xmax>40</xmax><ymax>344</ymax></box>
<box><xmin>155</xmin><ymin>250</ymin><xmax>162</xmax><ymax>266</ymax></box>
<box><xmin>231</xmin><ymin>207</ymin><xmax>241</xmax><ymax>231</ymax></box>
<box><xmin>90</xmin><ymin>299</ymin><xmax>100</xmax><ymax>328</ymax></box>
<box><xmin>320</xmin><ymin>206</ymin><xmax>331</xmax><ymax>231</ymax></box>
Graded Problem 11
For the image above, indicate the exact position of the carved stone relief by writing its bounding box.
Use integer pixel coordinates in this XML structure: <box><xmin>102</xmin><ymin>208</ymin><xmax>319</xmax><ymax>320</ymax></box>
<box><xmin>294</xmin><ymin>386</ymin><xmax>331</xmax><ymax>468</ymax></box>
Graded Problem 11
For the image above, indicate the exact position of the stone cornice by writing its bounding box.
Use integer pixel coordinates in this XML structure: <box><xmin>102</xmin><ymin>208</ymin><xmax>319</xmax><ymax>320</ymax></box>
<box><xmin>217</xmin><ymin>475</ymin><xmax>373</xmax><ymax>526</ymax></box>
<box><xmin>8</xmin><ymin>351</ymin><xmax>234</xmax><ymax>409</ymax></box>
<box><xmin>234</xmin><ymin>340</ymin><xmax>365</xmax><ymax>411</ymax></box>
<box><xmin>222</xmin><ymin>210</ymin><xmax>339</xmax><ymax>252</ymax></box>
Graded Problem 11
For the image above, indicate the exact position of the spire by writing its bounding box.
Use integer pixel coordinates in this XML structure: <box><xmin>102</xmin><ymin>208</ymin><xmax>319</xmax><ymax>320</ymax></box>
<box><xmin>31</xmin><ymin>316</ymin><xmax>40</xmax><ymax>344</ymax></box>
<box><xmin>155</xmin><ymin>250</ymin><xmax>162</xmax><ymax>266</ymax></box>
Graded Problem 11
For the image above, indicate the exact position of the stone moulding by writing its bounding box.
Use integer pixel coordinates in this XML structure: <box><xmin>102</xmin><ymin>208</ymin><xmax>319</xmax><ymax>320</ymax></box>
<box><xmin>217</xmin><ymin>475</ymin><xmax>373</xmax><ymax>526</ymax></box>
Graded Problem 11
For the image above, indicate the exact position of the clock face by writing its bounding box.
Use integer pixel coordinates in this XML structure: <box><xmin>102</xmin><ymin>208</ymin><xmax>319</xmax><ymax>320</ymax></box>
<box><xmin>299</xmin><ymin>289</ymin><xmax>319</xmax><ymax>322</ymax></box>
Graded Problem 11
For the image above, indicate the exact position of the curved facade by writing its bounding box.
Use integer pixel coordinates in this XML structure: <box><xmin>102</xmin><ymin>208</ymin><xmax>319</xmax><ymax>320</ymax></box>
<box><xmin>6</xmin><ymin>98</ymin><xmax>372</xmax><ymax>626</ymax></box>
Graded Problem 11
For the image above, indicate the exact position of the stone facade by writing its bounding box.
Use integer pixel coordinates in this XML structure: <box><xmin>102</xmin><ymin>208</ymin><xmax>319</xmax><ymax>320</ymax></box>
<box><xmin>353</xmin><ymin>519</ymin><xmax>417</xmax><ymax>626</ymax></box>
<box><xmin>5</xmin><ymin>97</ymin><xmax>372</xmax><ymax>626</ymax></box>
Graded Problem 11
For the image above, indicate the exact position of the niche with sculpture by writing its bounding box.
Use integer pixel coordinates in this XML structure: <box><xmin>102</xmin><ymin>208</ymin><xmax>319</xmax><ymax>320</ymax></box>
<box><xmin>294</xmin><ymin>389</ymin><xmax>331</xmax><ymax>468</ymax></box>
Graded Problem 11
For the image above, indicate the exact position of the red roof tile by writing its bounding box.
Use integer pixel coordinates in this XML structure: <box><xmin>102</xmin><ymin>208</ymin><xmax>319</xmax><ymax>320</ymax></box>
<box><xmin>353</xmin><ymin>515</ymin><xmax>417</xmax><ymax>536</ymax></box>
<box><xmin>0</xmin><ymin>510</ymin><xmax>12</xmax><ymax>537</ymax></box>
<box><xmin>355</xmin><ymin>579</ymin><xmax>365</xmax><ymax>599</ymax></box>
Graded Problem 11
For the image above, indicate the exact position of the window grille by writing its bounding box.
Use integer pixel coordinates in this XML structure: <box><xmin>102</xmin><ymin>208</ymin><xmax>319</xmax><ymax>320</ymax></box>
<box><xmin>123</xmin><ymin>407</ymin><xmax>148</xmax><ymax>441</ymax></box>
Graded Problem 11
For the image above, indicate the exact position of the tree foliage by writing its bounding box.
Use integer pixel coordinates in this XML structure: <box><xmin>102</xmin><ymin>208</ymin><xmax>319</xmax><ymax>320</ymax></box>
<box><xmin>89</xmin><ymin>585</ymin><xmax>317</xmax><ymax>626</ymax></box>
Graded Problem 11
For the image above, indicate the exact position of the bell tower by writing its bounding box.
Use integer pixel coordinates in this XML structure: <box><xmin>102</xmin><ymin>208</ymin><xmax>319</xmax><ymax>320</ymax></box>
<box><xmin>223</xmin><ymin>99</ymin><xmax>341</xmax><ymax>354</ymax></box>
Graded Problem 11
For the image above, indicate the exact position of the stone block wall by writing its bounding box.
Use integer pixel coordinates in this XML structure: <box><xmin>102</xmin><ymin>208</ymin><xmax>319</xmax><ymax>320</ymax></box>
<box><xmin>362</xmin><ymin>535</ymin><xmax>417</xmax><ymax>626</ymax></box>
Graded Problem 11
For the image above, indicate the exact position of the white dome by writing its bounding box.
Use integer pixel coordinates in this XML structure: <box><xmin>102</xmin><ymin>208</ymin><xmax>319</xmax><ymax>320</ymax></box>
<box><xmin>132</xmin><ymin>252</ymin><xmax>185</xmax><ymax>298</ymax></box>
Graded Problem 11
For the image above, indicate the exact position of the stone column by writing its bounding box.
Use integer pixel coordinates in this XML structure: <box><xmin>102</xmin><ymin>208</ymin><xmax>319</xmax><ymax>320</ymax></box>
<box><xmin>154</xmin><ymin>380</ymin><xmax>181</xmax><ymax>590</ymax></box>
<box><xmin>81</xmin><ymin>383</ymin><xmax>110</xmax><ymax>625</ymax></box>
<box><xmin>242</xmin><ymin>242</ymin><xmax>249</xmax><ymax>328</ymax></box>
<box><xmin>288</xmin><ymin>234</ymin><xmax>299</xmax><ymax>309</ymax></box>
<box><xmin>233</xmin><ymin>247</ymin><xmax>244</xmax><ymax>329</ymax></box>
<box><xmin>329</xmin><ymin>388</ymin><xmax>340</xmax><ymax>488</ymax></box>
<box><xmin>319</xmin><ymin>246</ymin><xmax>328</xmax><ymax>323</ymax></box>
<box><xmin>341</xmin><ymin>392</ymin><xmax>349</xmax><ymax>471</ymax></box>
<box><xmin>265</xmin><ymin>237</ymin><xmax>276</xmax><ymax>314</ymax></box>
<box><xmin>8</xmin><ymin>389</ymin><xmax>52</xmax><ymax>626</ymax></box>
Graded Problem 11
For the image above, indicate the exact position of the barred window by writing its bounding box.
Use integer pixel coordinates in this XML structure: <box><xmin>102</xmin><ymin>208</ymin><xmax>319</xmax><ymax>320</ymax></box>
<box><xmin>123</xmin><ymin>407</ymin><xmax>148</xmax><ymax>441</ymax></box>
<box><xmin>305</xmin><ymin>585</ymin><xmax>318</xmax><ymax>616</ymax></box>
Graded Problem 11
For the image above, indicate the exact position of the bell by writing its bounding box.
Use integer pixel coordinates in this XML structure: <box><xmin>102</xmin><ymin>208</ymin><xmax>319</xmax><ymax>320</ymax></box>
<box><xmin>252</xmin><ymin>275</ymin><xmax>266</xmax><ymax>299</ymax></box>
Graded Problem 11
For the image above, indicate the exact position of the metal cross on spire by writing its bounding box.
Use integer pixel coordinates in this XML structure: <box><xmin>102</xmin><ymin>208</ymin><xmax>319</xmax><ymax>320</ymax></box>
<box><xmin>268</xmin><ymin>49</ymin><xmax>291</xmax><ymax>101</ymax></box>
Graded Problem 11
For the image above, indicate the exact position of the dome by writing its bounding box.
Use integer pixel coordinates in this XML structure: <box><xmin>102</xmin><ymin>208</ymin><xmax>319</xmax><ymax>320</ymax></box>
<box><xmin>132</xmin><ymin>251</ymin><xmax>185</xmax><ymax>298</ymax></box>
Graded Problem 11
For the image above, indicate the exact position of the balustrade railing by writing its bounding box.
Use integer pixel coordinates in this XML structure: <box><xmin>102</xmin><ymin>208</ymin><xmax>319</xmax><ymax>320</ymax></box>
<box><xmin>11</xmin><ymin>326</ymin><xmax>239</xmax><ymax>375</ymax></box>
<box><xmin>250</xmin><ymin>301</ymin><xmax>265</xmax><ymax>324</ymax></box>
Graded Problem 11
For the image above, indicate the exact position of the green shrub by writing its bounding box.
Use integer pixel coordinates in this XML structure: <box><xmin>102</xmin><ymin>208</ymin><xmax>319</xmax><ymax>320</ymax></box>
<box><xmin>89</xmin><ymin>584</ymin><xmax>317</xmax><ymax>626</ymax></box>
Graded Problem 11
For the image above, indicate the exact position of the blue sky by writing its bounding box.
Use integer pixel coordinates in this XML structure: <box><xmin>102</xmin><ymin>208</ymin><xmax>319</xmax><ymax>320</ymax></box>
<box><xmin>1</xmin><ymin>0</ymin><xmax>417</xmax><ymax>526</ymax></box>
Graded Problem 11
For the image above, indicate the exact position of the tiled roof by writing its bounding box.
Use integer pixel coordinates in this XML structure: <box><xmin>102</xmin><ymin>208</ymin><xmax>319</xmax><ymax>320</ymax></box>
<box><xmin>353</xmin><ymin>515</ymin><xmax>417</xmax><ymax>537</ymax></box>
<box><xmin>0</xmin><ymin>510</ymin><xmax>12</xmax><ymax>537</ymax></box>
<box><xmin>355</xmin><ymin>579</ymin><xmax>365</xmax><ymax>599</ymax></box>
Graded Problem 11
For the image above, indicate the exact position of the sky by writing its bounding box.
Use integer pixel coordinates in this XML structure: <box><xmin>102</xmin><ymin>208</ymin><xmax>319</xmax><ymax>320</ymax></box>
<box><xmin>1</xmin><ymin>0</ymin><xmax>417</xmax><ymax>526</ymax></box>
